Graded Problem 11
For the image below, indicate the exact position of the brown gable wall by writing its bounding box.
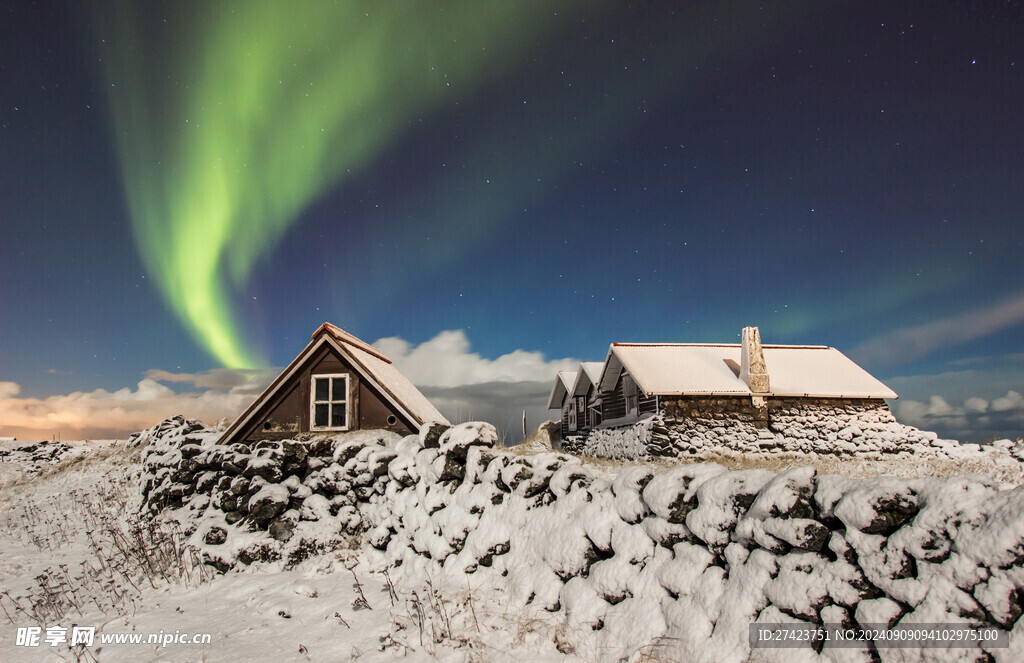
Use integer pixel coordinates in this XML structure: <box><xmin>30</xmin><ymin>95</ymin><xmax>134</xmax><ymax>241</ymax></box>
<box><xmin>233</xmin><ymin>344</ymin><xmax>417</xmax><ymax>443</ymax></box>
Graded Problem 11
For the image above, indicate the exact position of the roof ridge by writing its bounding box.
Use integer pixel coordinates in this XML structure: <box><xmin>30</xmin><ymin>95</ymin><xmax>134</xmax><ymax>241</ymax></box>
<box><xmin>315</xmin><ymin>322</ymin><xmax>393</xmax><ymax>364</ymax></box>
<box><xmin>611</xmin><ymin>342</ymin><xmax>831</xmax><ymax>350</ymax></box>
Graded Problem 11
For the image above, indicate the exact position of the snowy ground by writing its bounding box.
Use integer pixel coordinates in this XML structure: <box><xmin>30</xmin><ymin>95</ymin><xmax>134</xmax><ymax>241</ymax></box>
<box><xmin>0</xmin><ymin>440</ymin><xmax>585</xmax><ymax>662</ymax></box>
<box><xmin>2</xmin><ymin>432</ymin><xmax>1021</xmax><ymax>662</ymax></box>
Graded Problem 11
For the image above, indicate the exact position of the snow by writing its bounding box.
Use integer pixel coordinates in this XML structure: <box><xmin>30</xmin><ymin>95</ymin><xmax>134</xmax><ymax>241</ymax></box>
<box><xmin>600</xmin><ymin>343</ymin><xmax>896</xmax><ymax>398</ymax></box>
<box><xmin>3</xmin><ymin>417</ymin><xmax>1023</xmax><ymax>662</ymax></box>
<box><xmin>570</xmin><ymin>361</ymin><xmax>605</xmax><ymax>397</ymax></box>
<box><xmin>576</xmin><ymin>407</ymin><xmax>1024</xmax><ymax>485</ymax></box>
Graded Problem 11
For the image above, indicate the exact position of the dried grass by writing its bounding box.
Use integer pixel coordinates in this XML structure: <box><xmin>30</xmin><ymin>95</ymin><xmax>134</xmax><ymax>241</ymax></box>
<box><xmin>0</xmin><ymin>449</ymin><xmax>211</xmax><ymax>661</ymax></box>
<box><xmin>572</xmin><ymin>446</ymin><xmax>1022</xmax><ymax>482</ymax></box>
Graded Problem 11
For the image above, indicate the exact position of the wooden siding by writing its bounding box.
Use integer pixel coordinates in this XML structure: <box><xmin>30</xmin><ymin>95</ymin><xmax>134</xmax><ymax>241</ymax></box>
<box><xmin>601</xmin><ymin>372</ymin><xmax>657</xmax><ymax>422</ymax></box>
<box><xmin>234</xmin><ymin>344</ymin><xmax>416</xmax><ymax>443</ymax></box>
<box><xmin>603</xmin><ymin>374</ymin><xmax>627</xmax><ymax>420</ymax></box>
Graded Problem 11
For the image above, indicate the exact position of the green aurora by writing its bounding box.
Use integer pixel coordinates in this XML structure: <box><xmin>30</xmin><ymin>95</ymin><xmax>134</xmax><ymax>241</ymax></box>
<box><xmin>98</xmin><ymin>1</ymin><xmax>576</xmax><ymax>368</ymax></box>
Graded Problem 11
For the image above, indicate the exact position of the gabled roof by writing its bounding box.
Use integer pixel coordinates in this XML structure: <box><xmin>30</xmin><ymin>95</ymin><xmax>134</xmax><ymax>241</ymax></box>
<box><xmin>599</xmin><ymin>343</ymin><xmax>897</xmax><ymax>399</ymax></box>
<box><xmin>546</xmin><ymin>370</ymin><xmax>578</xmax><ymax>409</ymax></box>
<box><xmin>571</xmin><ymin>361</ymin><xmax>605</xmax><ymax>397</ymax></box>
<box><xmin>219</xmin><ymin>323</ymin><xmax>448</xmax><ymax>444</ymax></box>
<box><xmin>317</xmin><ymin>324</ymin><xmax>449</xmax><ymax>425</ymax></box>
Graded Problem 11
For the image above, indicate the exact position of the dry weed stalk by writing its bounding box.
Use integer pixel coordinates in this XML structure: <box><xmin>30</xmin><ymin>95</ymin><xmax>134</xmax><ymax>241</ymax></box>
<box><xmin>629</xmin><ymin>635</ymin><xmax>684</xmax><ymax>663</ymax></box>
<box><xmin>1</xmin><ymin>462</ymin><xmax>212</xmax><ymax>629</ymax></box>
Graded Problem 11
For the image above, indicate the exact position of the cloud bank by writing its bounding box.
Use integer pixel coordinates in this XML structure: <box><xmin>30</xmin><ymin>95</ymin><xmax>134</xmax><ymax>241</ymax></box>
<box><xmin>850</xmin><ymin>292</ymin><xmax>1024</xmax><ymax>367</ymax></box>
<box><xmin>0</xmin><ymin>369</ymin><xmax>278</xmax><ymax>441</ymax></box>
<box><xmin>372</xmin><ymin>330</ymin><xmax>579</xmax><ymax>387</ymax></box>
<box><xmin>897</xmin><ymin>390</ymin><xmax>1024</xmax><ymax>442</ymax></box>
<box><xmin>1</xmin><ymin>331</ymin><xmax>578</xmax><ymax>443</ymax></box>
<box><xmin>377</xmin><ymin>329</ymin><xmax>579</xmax><ymax>442</ymax></box>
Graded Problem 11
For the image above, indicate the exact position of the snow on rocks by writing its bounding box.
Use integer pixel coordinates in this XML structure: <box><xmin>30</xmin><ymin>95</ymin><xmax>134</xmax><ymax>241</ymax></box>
<box><xmin>135</xmin><ymin>416</ymin><xmax>1024</xmax><ymax>662</ymax></box>
<box><xmin>576</xmin><ymin>402</ymin><xmax>1024</xmax><ymax>480</ymax></box>
<box><xmin>0</xmin><ymin>440</ymin><xmax>78</xmax><ymax>480</ymax></box>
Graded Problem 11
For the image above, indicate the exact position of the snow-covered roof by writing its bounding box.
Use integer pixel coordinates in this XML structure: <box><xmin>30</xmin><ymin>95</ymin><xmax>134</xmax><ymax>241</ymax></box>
<box><xmin>571</xmin><ymin>362</ymin><xmax>606</xmax><ymax>398</ymax></box>
<box><xmin>599</xmin><ymin>343</ymin><xmax>897</xmax><ymax>399</ymax></box>
<box><xmin>318</xmin><ymin>324</ymin><xmax>449</xmax><ymax>425</ymax></box>
<box><xmin>546</xmin><ymin>370</ymin><xmax>578</xmax><ymax>409</ymax></box>
<box><xmin>762</xmin><ymin>345</ymin><xmax>897</xmax><ymax>399</ymax></box>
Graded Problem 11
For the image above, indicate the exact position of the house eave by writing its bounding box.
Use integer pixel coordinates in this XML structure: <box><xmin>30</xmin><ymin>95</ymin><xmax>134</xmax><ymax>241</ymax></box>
<box><xmin>217</xmin><ymin>336</ymin><xmax>325</xmax><ymax>446</ymax></box>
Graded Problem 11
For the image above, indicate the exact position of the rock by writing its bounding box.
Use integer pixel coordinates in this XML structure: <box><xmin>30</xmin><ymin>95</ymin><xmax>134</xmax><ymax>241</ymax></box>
<box><xmin>238</xmin><ymin>543</ymin><xmax>281</xmax><ymax>566</ymax></box>
<box><xmin>748</xmin><ymin>467</ymin><xmax>817</xmax><ymax>520</ymax></box>
<box><xmin>420</xmin><ymin>421</ymin><xmax>450</xmax><ymax>449</ymax></box>
<box><xmin>248</xmin><ymin>485</ymin><xmax>290</xmax><ymax>525</ymax></box>
<box><xmin>269</xmin><ymin>510</ymin><xmax>299</xmax><ymax>542</ymax></box>
<box><xmin>478</xmin><ymin>541</ymin><xmax>510</xmax><ymax>567</ymax></box>
<box><xmin>180</xmin><ymin>443</ymin><xmax>204</xmax><ymax>459</ymax></box>
<box><xmin>686</xmin><ymin>469</ymin><xmax>774</xmax><ymax>551</ymax></box>
<box><xmin>229</xmin><ymin>476</ymin><xmax>251</xmax><ymax>496</ymax></box>
<box><xmin>243</xmin><ymin>454</ymin><xmax>284</xmax><ymax>483</ymax></box>
<box><xmin>766</xmin><ymin>518</ymin><xmax>830</xmax><ymax>552</ymax></box>
<box><xmin>833</xmin><ymin>482</ymin><xmax>919</xmax><ymax>536</ymax></box>
<box><xmin>308</xmin><ymin>437</ymin><xmax>336</xmax><ymax>457</ymax></box>
<box><xmin>437</xmin><ymin>454</ymin><xmax>466</xmax><ymax>482</ymax></box>
<box><xmin>281</xmin><ymin>441</ymin><xmax>309</xmax><ymax>474</ymax></box>
<box><xmin>224</xmin><ymin>510</ymin><xmax>244</xmax><ymax>525</ymax></box>
<box><xmin>218</xmin><ymin>492</ymin><xmax>239</xmax><ymax>512</ymax></box>
<box><xmin>195</xmin><ymin>471</ymin><xmax>219</xmax><ymax>493</ymax></box>
<box><xmin>334</xmin><ymin>440</ymin><xmax>373</xmax><ymax>466</ymax></box>
<box><xmin>612</xmin><ymin>466</ymin><xmax>654</xmax><ymax>523</ymax></box>
<box><xmin>439</xmin><ymin>422</ymin><xmax>498</xmax><ymax>460</ymax></box>
<box><xmin>368</xmin><ymin>451</ymin><xmax>397</xmax><ymax>478</ymax></box>
<box><xmin>299</xmin><ymin>494</ymin><xmax>332</xmax><ymax>521</ymax></box>
<box><xmin>204</xmin><ymin>526</ymin><xmax>228</xmax><ymax>545</ymax></box>
<box><xmin>500</xmin><ymin>460</ymin><xmax>534</xmax><ymax>493</ymax></box>
<box><xmin>642</xmin><ymin>464</ymin><xmax>727</xmax><ymax>524</ymax></box>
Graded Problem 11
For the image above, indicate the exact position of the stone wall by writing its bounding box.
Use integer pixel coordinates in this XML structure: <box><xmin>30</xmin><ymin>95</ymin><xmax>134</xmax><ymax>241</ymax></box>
<box><xmin>572</xmin><ymin>397</ymin><xmax>958</xmax><ymax>460</ymax></box>
<box><xmin>138</xmin><ymin>416</ymin><xmax>1023</xmax><ymax>662</ymax></box>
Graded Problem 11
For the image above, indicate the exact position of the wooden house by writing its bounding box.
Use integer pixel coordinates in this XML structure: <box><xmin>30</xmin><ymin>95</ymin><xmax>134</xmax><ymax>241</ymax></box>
<box><xmin>549</xmin><ymin>326</ymin><xmax>897</xmax><ymax>440</ymax></box>
<box><xmin>219</xmin><ymin>323</ymin><xmax>448</xmax><ymax>446</ymax></box>
<box><xmin>547</xmin><ymin>362</ymin><xmax>606</xmax><ymax>436</ymax></box>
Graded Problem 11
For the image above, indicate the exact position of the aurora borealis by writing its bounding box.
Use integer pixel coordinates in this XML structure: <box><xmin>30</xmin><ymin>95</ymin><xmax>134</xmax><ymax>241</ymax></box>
<box><xmin>97</xmin><ymin>1</ymin><xmax>578</xmax><ymax>368</ymax></box>
<box><xmin>2</xmin><ymin>1</ymin><xmax>1022</xmax><ymax>441</ymax></box>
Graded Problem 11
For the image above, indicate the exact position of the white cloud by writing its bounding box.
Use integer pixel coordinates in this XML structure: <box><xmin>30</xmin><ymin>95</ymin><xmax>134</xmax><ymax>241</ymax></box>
<box><xmin>992</xmin><ymin>390</ymin><xmax>1024</xmax><ymax>413</ymax></box>
<box><xmin>964</xmin><ymin>397</ymin><xmax>989</xmax><ymax>413</ymax></box>
<box><xmin>373</xmin><ymin>329</ymin><xmax>579</xmax><ymax>387</ymax></box>
<box><xmin>897</xmin><ymin>390</ymin><xmax>1024</xmax><ymax>442</ymax></box>
<box><xmin>850</xmin><ymin>292</ymin><xmax>1024</xmax><ymax>367</ymax></box>
<box><xmin>143</xmin><ymin>367</ymin><xmax>277</xmax><ymax>391</ymax></box>
<box><xmin>374</xmin><ymin>330</ymin><xmax>579</xmax><ymax>443</ymax></box>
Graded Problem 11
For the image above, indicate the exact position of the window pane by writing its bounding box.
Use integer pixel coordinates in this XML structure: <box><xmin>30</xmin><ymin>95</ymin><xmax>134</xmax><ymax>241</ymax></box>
<box><xmin>314</xmin><ymin>404</ymin><xmax>329</xmax><ymax>427</ymax></box>
<box><xmin>314</xmin><ymin>378</ymin><xmax>329</xmax><ymax>402</ymax></box>
<box><xmin>332</xmin><ymin>377</ymin><xmax>346</xmax><ymax>400</ymax></box>
<box><xmin>331</xmin><ymin>404</ymin><xmax>346</xmax><ymax>428</ymax></box>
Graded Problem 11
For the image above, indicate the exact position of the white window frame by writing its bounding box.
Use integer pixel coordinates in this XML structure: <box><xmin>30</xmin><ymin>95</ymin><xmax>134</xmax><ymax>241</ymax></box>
<box><xmin>310</xmin><ymin>374</ymin><xmax>350</xmax><ymax>431</ymax></box>
<box><xmin>567</xmin><ymin>399</ymin><xmax>577</xmax><ymax>432</ymax></box>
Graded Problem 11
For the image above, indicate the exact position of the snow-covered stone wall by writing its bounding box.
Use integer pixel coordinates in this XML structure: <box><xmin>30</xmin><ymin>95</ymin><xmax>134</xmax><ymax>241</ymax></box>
<box><xmin>139</xmin><ymin>416</ymin><xmax>1023</xmax><ymax>662</ymax></box>
<box><xmin>574</xmin><ymin>398</ymin><xmax>980</xmax><ymax>461</ymax></box>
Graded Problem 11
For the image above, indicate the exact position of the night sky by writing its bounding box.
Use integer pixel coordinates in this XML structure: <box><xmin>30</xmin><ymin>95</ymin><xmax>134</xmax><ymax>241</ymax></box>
<box><xmin>1</xmin><ymin>1</ymin><xmax>1022</xmax><ymax>442</ymax></box>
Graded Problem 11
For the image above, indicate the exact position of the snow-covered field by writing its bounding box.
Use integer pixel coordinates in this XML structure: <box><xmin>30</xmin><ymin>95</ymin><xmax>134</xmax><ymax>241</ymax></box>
<box><xmin>0</xmin><ymin>438</ymin><xmax>608</xmax><ymax>662</ymax></box>
<box><xmin>1</xmin><ymin>423</ymin><xmax>1022</xmax><ymax>663</ymax></box>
